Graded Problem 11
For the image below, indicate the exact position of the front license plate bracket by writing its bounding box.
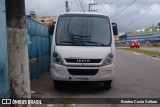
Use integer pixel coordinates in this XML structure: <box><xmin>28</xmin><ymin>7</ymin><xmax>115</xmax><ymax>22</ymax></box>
<box><xmin>77</xmin><ymin>76</ymin><xmax>89</xmax><ymax>80</ymax></box>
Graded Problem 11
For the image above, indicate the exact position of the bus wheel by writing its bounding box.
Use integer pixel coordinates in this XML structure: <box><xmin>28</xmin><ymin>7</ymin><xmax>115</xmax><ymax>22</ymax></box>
<box><xmin>104</xmin><ymin>81</ymin><xmax>112</xmax><ymax>90</ymax></box>
<box><xmin>53</xmin><ymin>80</ymin><xmax>62</xmax><ymax>90</ymax></box>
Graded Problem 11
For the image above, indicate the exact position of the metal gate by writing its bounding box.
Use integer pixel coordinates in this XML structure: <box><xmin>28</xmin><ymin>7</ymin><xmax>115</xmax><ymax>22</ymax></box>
<box><xmin>0</xmin><ymin>0</ymin><xmax>10</xmax><ymax>98</ymax></box>
<box><xmin>26</xmin><ymin>18</ymin><xmax>51</xmax><ymax>79</ymax></box>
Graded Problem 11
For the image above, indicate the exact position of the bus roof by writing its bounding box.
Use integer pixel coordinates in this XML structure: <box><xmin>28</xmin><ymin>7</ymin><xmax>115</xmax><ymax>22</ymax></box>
<box><xmin>59</xmin><ymin>12</ymin><xmax>108</xmax><ymax>17</ymax></box>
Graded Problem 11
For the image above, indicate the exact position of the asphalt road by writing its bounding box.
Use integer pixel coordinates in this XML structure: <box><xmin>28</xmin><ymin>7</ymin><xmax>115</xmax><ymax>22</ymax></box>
<box><xmin>31</xmin><ymin>49</ymin><xmax>160</xmax><ymax>107</ymax></box>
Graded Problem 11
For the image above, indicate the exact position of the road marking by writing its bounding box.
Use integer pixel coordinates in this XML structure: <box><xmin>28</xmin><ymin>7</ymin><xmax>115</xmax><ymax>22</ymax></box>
<box><xmin>124</xmin><ymin>50</ymin><xmax>160</xmax><ymax>61</ymax></box>
<box><xmin>153</xmin><ymin>57</ymin><xmax>160</xmax><ymax>60</ymax></box>
<box><xmin>132</xmin><ymin>52</ymin><xmax>160</xmax><ymax>61</ymax></box>
<box><xmin>132</xmin><ymin>52</ymin><xmax>141</xmax><ymax>55</ymax></box>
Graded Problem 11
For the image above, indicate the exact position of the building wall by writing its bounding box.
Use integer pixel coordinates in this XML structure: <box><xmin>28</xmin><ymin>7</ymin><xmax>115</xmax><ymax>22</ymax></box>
<box><xmin>0</xmin><ymin>0</ymin><xmax>10</xmax><ymax>99</ymax></box>
<box><xmin>125</xmin><ymin>31</ymin><xmax>160</xmax><ymax>45</ymax></box>
<box><xmin>35</xmin><ymin>16</ymin><xmax>58</xmax><ymax>26</ymax></box>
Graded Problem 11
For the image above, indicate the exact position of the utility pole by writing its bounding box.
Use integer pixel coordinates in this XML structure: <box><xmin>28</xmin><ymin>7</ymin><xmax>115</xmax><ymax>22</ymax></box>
<box><xmin>65</xmin><ymin>1</ymin><xmax>69</xmax><ymax>12</ymax></box>
<box><xmin>89</xmin><ymin>3</ymin><xmax>97</xmax><ymax>12</ymax></box>
<box><xmin>6</xmin><ymin>0</ymin><xmax>31</xmax><ymax>107</ymax></box>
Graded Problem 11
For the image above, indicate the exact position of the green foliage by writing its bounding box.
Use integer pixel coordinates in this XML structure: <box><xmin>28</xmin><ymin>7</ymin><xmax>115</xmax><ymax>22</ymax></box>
<box><xmin>153</xmin><ymin>42</ymin><xmax>158</xmax><ymax>47</ymax></box>
<box><xmin>117</xmin><ymin>47</ymin><xmax>160</xmax><ymax>57</ymax></box>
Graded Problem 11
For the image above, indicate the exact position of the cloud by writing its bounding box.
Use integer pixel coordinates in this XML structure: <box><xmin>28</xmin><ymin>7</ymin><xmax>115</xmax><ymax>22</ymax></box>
<box><xmin>97</xmin><ymin>4</ymin><xmax>116</xmax><ymax>16</ymax></box>
<box><xmin>25</xmin><ymin>0</ymin><xmax>160</xmax><ymax>33</ymax></box>
<box><xmin>25</xmin><ymin>0</ymin><xmax>65</xmax><ymax>16</ymax></box>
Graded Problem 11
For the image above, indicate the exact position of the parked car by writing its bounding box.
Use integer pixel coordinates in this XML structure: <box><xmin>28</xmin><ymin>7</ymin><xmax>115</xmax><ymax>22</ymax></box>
<box><xmin>129</xmin><ymin>40</ymin><xmax>141</xmax><ymax>48</ymax></box>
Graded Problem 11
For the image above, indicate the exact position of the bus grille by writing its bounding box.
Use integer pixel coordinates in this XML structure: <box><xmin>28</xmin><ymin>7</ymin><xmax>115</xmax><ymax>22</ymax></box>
<box><xmin>65</xmin><ymin>59</ymin><xmax>102</xmax><ymax>63</ymax></box>
<box><xmin>68</xmin><ymin>69</ymin><xmax>98</xmax><ymax>75</ymax></box>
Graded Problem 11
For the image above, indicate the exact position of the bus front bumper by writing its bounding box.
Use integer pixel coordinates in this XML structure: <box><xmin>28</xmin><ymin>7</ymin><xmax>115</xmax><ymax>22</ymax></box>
<box><xmin>50</xmin><ymin>64</ymin><xmax>115</xmax><ymax>81</ymax></box>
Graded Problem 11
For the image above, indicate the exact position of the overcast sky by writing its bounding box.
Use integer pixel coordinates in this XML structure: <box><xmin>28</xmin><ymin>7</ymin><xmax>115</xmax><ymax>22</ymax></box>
<box><xmin>25</xmin><ymin>0</ymin><xmax>160</xmax><ymax>34</ymax></box>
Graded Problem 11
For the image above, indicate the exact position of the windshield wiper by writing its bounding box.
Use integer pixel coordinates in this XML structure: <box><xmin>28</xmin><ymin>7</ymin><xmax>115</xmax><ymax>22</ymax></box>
<box><xmin>58</xmin><ymin>41</ymin><xmax>80</xmax><ymax>45</ymax></box>
<box><xmin>87</xmin><ymin>41</ymin><xmax>106</xmax><ymax>46</ymax></box>
<box><xmin>58</xmin><ymin>41</ymin><xmax>106</xmax><ymax>46</ymax></box>
<box><xmin>71</xmin><ymin>33</ymin><xmax>91</xmax><ymax>38</ymax></box>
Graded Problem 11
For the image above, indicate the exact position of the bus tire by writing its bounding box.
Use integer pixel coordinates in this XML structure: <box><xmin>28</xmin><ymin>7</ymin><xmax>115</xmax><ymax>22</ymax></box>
<box><xmin>53</xmin><ymin>80</ymin><xmax>61</xmax><ymax>90</ymax></box>
<box><xmin>104</xmin><ymin>81</ymin><xmax>112</xmax><ymax>90</ymax></box>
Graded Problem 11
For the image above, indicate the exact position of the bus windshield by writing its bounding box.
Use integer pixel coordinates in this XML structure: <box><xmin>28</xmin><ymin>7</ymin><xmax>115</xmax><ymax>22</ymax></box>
<box><xmin>56</xmin><ymin>15</ymin><xmax>111</xmax><ymax>46</ymax></box>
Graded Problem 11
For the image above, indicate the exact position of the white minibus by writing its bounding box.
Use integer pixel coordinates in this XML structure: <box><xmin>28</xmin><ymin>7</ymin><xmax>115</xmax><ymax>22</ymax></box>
<box><xmin>50</xmin><ymin>12</ymin><xmax>118</xmax><ymax>90</ymax></box>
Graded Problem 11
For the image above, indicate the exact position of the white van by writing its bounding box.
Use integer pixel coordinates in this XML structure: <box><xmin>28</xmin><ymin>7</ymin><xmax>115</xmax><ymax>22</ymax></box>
<box><xmin>50</xmin><ymin>12</ymin><xmax>118</xmax><ymax>90</ymax></box>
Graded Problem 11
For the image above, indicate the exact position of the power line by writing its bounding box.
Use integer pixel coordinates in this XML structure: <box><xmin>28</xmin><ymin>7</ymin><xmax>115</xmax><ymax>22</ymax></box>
<box><xmin>27</xmin><ymin>4</ymin><xmax>65</xmax><ymax>7</ymax></box>
<box><xmin>119</xmin><ymin>2</ymin><xmax>160</xmax><ymax>32</ymax></box>
<box><xmin>94</xmin><ymin>0</ymin><xmax>98</xmax><ymax>11</ymax></box>
<box><xmin>79</xmin><ymin>0</ymin><xmax>85</xmax><ymax>12</ymax></box>
<box><xmin>80</xmin><ymin>0</ymin><xmax>86</xmax><ymax>11</ymax></box>
<box><xmin>99</xmin><ymin>0</ymin><xmax>118</xmax><ymax>5</ymax></box>
<box><xmin>75</xmin><ymin>0</ymin><xmax>82</xmax><ymax>11</ymax></box>
<box><xmin>69</xmin><ymin>1</ymin><xmax>88</xmax><ymax>6</ymax></box>
<box><xmin>112</xmin><ymin>0</ymin><xmax>155</xmax><ymax>20</ymax></box>
<box><xmin>111</xmin><ymin>0</ymin><xmax>137</xmax><ymax>18</ymax></box>
<box><xmin>118</xmin><ymin>0</ymin><xmax>158</xmax><ymax>31</ymax></box>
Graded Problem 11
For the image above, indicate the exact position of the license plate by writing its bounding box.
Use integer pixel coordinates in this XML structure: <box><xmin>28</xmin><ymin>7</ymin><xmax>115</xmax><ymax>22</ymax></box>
<box><xmin>77</xmin><ymin>76</ymin><xmax>88</xmax><ymax>80</ymax></box>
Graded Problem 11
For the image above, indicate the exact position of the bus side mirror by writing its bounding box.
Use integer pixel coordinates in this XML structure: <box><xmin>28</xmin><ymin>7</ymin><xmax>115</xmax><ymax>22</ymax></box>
<box><xmin>112</xmin><ymin>23</ymin><xmax>118</xmax><ymax>35</ymax></box>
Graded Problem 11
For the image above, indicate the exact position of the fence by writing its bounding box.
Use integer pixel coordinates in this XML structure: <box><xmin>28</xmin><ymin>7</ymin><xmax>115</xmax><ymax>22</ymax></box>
<box><xmin>1</xmin><ymin>8</ymin><xmax>52</xmax><ymax>100</ymax></box>
<box><xmin>26</xmin><ymin>17</ymin><xmax>51</xmax><ymax>79</ymax></box>
<box><xmin>0</xmin><ymin>0</ymin><xmax>10</xmax><ymax>99</ymax></box>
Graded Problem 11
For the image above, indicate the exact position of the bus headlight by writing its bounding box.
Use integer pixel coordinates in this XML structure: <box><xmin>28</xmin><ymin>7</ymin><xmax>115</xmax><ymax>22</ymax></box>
<box><xmin>103</xmin><ymin>53</ymin><xmax>114</xmax><ymax>65</ymax></box>
<box><xmin>53</xmin><ymin>52</ymin><xmax>63</xmax><ymax>65</ymax></box>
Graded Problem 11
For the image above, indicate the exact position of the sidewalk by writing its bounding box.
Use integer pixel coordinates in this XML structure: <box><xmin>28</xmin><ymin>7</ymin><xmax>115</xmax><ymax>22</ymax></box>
<box><xmin>31</xmin><ymin>71</ymin><xmax>54</xmax><ymax>98</ymax></box>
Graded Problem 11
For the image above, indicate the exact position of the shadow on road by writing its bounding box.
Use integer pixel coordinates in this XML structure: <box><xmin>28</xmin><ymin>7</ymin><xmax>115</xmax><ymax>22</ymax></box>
<box><xmin>31</xmin><ymin>71</ymin><xmax>111</xmax><ymax>98</ymax></box>
<box><xmin>54</xmin><ymin>82</ymin><xmax>108</xmax><ymax>92</ymax></box>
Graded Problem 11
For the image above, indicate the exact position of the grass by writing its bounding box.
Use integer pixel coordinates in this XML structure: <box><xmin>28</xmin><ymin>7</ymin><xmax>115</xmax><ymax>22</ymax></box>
<box><xmin>116</xmin><ymin>47</ymin><xmax>160</xmax><ymax>58</ymax></box>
